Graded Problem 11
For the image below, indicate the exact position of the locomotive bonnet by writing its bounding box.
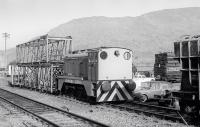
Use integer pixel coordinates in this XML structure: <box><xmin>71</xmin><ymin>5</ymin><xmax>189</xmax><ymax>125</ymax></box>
<box><xmin>57</xmin><ymin>47</ymin><xmax>136</xmax><ymax>102</ymax></box>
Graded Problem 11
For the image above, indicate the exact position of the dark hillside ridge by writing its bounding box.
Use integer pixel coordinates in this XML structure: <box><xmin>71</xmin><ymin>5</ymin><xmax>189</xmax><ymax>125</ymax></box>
<box><xmin>3</xmin><ymin>7</ymin><xmax>200</xmax><ymax>70</ymax></box>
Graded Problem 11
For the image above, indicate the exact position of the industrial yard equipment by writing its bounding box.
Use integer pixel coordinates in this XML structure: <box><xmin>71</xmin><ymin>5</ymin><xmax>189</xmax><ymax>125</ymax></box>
<box><xmin>173</xmin><ymin>35</ymin><xmax>200</xmax><ymax>115</ymax></box>
<box><xmin>154</xmin><ymin>52</ymin><xmax>181</xmax><ymax>82</ymax></box>
<box><xmin>13</xmin><ymin>34</ymin><xmax>72</xmax><ymax>93</ymax></box>
<box><xmin>57</xmin><ymin>47</ymin><xmax>135</xmax><ymax>102</ymax></box>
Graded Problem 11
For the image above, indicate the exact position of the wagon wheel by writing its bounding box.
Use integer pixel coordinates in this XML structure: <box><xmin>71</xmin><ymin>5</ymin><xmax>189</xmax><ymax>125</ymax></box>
<box><xmin>180</xmin><ymin>101</ymin><xmax>194</xmax><ymax>114</ymax></box>
<box><xmin>140</xmin><ymin>94</ymin><xmax>148</xmax><ymax>102</ymax></box>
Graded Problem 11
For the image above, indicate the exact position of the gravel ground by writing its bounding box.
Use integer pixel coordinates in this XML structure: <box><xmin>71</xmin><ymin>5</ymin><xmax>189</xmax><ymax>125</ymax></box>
<box><xmin>0</xmin><ymin>77</ymin><xmax>194</xmax><ymax>127</ymax></box>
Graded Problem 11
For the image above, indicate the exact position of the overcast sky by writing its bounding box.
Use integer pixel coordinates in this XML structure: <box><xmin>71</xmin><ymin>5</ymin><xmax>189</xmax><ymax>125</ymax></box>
<box><xmin>0</xmin><ymin>0</ymin><xmax>200</xmax><ymax>50</ymax></box>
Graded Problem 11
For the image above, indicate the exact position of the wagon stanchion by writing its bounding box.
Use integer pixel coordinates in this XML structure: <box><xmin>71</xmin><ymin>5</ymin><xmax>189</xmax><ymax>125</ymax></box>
<box><xmin>12</xmin><ymin>35</ymin><xmax>72</xmax><ymax>93</ymax></box>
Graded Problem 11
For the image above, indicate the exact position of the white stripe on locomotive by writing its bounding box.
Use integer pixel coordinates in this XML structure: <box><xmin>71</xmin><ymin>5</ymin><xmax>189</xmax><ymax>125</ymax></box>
<box><xmin>98</xmin><ymin>84</ymin><xmax>110</xmax><ymax>102</ymax></box>
<box><xmin>108</xmin><ymin>88</ymin><xmax>124</xmax><ymax>101</ymax></box>
<box><xmin>117</xmin><ymin>81</ymin><xmax>133</xmax><ymax>100</ymax></box>
<box><xmin>97</xmin><ymin>81</ymin><xmax>133</xmax><ymax>102</ymax></box>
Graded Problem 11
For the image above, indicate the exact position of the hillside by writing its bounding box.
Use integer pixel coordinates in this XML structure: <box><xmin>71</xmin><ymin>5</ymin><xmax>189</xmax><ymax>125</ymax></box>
<box><xmin>0</xmin><ymin>48</ymin><xmax>16</xmax><ymax>67</ymax></box>
<box><xmin>2</xmin><ymin>7</ymin><xmax>200</xmax><ymax>70</ymax></box>
<box><xmin>48</xmin><ymin>7</ymin><xmax>200</xmax><ymax>69</ymax></box>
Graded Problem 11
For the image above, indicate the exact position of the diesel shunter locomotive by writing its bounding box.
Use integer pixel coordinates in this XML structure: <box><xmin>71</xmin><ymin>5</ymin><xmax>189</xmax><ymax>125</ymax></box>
<box><xmin>57</xmin><ymin>47</ymin><xmax>136</xmax><ymax>102</ymax></box>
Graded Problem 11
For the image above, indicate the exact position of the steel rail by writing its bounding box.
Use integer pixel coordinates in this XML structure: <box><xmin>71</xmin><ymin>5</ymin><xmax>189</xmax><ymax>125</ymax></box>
<box><xmin>0</xmin><ymin>88</ymin><xmax>109</xmax><ymax>127</ymax></box>
<box><xmin>105</xmin><ymin>101</ymin><xmax>186</xmax><ymax>124</ymax></box>
<box><xmin>0</xmin><ymin>96</ymin><xmax>60</xmax><ymax>127</ymax></box>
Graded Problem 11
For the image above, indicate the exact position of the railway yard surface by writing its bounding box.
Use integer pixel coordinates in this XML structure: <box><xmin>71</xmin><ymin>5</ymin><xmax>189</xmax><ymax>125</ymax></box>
<box><xmin>0</xmin><ymin>77</ymin><xmax>194</xmax><ymax>127</ymax></box>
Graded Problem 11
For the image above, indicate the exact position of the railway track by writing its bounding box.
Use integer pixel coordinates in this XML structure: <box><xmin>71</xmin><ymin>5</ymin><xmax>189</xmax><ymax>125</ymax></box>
<box><xmin>105</xmin><ymin>101</ymin><xmax>190</xmax><ymax>125</ymax></box>
<box><xmin>0</xmin><ymin>88</ymin><xmax>109</xmax><ymax>127</ymax></box>
<box><xmin>0</xmin><ymin>100</ymin><xmax>45</xmax><ymax>127</ymax></box>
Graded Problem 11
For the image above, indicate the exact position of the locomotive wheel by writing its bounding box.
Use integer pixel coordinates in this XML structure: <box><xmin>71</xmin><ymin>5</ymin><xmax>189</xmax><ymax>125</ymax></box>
<box><xmin>61</xmin><ymin>83</ymin><xmax>75</xmax><ymax>97</ymax></box>
<box><xmin>87</xmin><ymin>97</ymin><xmax>96</xmax><ymax>104</ymax></box>
<box><xmin>75</xmin><ymin>85</ymin><xmax>87</xmax><ymax>101</ymax></box>
<box><xmin>61</xmin><ymin>83</ymin><xmax>94</xmax><ymax>103</ymax></box>
<box><xmin>67</xmin><ymin>88</ymin><xmax>75</xmax><ymax>97</ymax></box>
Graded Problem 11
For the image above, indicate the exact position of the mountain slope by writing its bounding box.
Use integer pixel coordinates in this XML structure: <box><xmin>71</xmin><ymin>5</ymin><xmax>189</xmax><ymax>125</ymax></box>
<box><xmin>0</xmin><ymin>48</ymin><xmax>16</xmax><ymax>67</ymax></box>
<box><xmin>3</xmin><ymin>7</ymin><xmax>200</xmax><ymax>70</ymax></box>
<box><xmin>48</xmin><ymin>7</ymin><xmax>200</xmax><ymax>68</ymax></box>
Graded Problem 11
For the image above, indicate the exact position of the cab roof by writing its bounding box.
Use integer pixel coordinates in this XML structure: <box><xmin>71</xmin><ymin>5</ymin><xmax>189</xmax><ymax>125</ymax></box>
<box><xmin>72</xmin><ymin>47</ymin><xmax>132</xmax><ymax>53</ymax></box>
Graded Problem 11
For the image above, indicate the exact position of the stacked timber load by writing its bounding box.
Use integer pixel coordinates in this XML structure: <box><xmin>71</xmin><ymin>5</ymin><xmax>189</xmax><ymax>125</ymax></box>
<box><xmin>154</xmin><ymin>52</ymin><xmax>181</xmax><ymax>82</ymax></box>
